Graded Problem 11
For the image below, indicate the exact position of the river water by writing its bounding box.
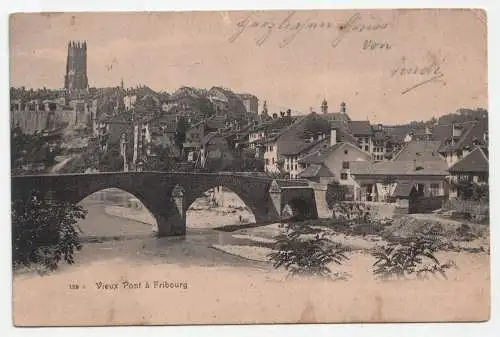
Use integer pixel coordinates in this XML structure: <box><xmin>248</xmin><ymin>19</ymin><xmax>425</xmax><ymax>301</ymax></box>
<box><xmin>12</xmin><ymin>189</ymin><xmax>491</xmax><ymax>326</ymax></box>
<box><xmin>70</xmin><ymin>189</ymin><xmax>271</xmax><ymax>271</ymax></box>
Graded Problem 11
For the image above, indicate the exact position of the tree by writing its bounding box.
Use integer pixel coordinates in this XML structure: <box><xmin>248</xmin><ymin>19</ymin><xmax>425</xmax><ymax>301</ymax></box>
<box><xmin>11</xmin><ymin>126</ymin><xmax>34</xmax><ymax>170</ymax></box>
<box><xmin>240</xmin><ymin>148</ymin><xmax>264</xmax><ymax>172</ymax></box>
<box><xmin>98</xmin><ymin>147</ymin><xmax>124</xmax><ymax>172</ymax></box>
<box><xmin>12</xmin><ymin>189</ymin><xmax>87</xmax><ymax>271</ymax></box>
<box><xmin>145</xmin><ymin>144</ymin><xmax>176</xmax><ymax>171</ymax></box>
<box><xmin>326</xmin><ymin>182</ymin><xmax>350</xmax><ymax>208</ymax></box>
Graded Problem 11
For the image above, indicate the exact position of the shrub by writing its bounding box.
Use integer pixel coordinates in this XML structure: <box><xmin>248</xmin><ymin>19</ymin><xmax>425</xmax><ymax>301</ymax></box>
<box><xmin>331</xmin><ymin>202</ymin><xmax>372</xmax><ymax>224</ymax></box>
<box><xmin>455</xmin><ymin>223</ymin><xmax>478</xmax><ymax>242</ymax></box>
<box><xmin>372</xmin><ymin>237</ymin><xmax>455</xmax><ymax>281</ymax></box>
<box><xmin>268</xmin><ymin>224</ymin><xmax>349</xmax><ymax>280</ymax></box>
<box><xmin>12</xmin><ymin>189</ymin><xmax>87</xmax><ymax>271</ymax></box>
<box><xmin>326</xmin><ymin>182</ymin><xmax>351</xmax><ymax>207</ymax></box>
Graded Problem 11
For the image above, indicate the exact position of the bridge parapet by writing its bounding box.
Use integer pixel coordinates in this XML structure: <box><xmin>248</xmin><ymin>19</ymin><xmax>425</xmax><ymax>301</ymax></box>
<box><xmin>11</xmin><ymin>172</ymin><xmax>321</xmax><ymax>236</ymax></box>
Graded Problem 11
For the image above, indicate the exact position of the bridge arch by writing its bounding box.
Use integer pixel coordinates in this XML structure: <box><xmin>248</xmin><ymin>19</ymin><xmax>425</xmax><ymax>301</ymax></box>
<box><xmin>185</xmin><ymin>185</ymin><xmax>257</xmax><ymax>229</ymax></box>
<box><xmin>178</xmin><ymin>175</ymin><xmax>274</xmax><ymax>224</ymax></box>
<box><xmin>282</xmin><ymin>197</ymin><xmax>318</xmax><ymax>221</ymax></box>
<box><xmin>77</xmin><ymin>187</ymin><xmax>158</xmax><ymax>236</ymax></box>
<box><xmin>11</xmin><ymin>172</ymin><xmax>318</xmax><ymax>237</ymax></box>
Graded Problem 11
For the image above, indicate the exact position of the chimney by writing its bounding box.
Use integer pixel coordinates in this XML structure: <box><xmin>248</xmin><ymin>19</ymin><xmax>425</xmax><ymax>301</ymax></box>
<box><xmin>340</xmin><ymin>102</ymin><xmax>346</xmax><ymax>113</ymax></box>
<box><xmin>330</xmin><ymin>127</ymin><xmax>337</xmax><ymax>146</ymax></box>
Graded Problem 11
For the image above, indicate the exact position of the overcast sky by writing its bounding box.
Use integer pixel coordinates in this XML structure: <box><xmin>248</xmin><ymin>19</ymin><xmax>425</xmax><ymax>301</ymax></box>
<box><xmin>10</xmin><ymin>9</ymin><xmax>487</xmax><ymax>124</ymax></box>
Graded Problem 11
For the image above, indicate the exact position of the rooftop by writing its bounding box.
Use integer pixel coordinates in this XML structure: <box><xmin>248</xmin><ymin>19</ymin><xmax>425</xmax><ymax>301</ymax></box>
<box><xmin>393</xmin><ymin>140</ymin><xmax>443</xmax><ymax>161</ymax></box>
<box><xmin>299</xmin><ymin>163</ymin><xmax>335</xmax><ymax>178</ymax></box>
<box><xmin>348</xmin><ymin>120</ymin><xmax>372</xmax><ymax>136</ymax></box>
<box><xmin>350</xmin><ymin>160</ymin><xmax>449</xmax><ymax>176</ymax></box>
<box><xmin>448</xmin><ymin>146</ymin><xmax>489</xmax><ymax>173</ymax></box>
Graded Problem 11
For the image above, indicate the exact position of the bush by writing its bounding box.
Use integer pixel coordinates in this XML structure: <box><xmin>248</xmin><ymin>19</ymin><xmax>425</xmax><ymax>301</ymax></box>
<box><xmin>372</xmin><ymin>237</ymin><xmax>455</xmax><ymax>281</ymax></box>
<box><xmin>326</xmin><ymin>182</ymin><xmax>351</xmax><ymax>207</ymax></box>
<box><xmin>12</xmin><ymin>189</ymin><xmax>87</xmax><ymax>271</ymax></box>
<box><xmin>454</xmin><ymin>181</ymin><xmax>489</xmax><ymax>202</ymax></box>
<box><xmin>268</xmin><ymin>224</ymin><xmax>350</xmax><ymax>280</ymax></box>
<box><xmin>331</xmin><ymin>202</ymin><xmax>373</xmax><ymax>224</ymax></box>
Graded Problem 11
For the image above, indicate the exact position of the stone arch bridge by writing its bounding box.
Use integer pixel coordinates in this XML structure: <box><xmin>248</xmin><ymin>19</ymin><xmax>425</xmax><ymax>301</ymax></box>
<box><xmin>11</xmin><ymin>172</ymin><xmax>328</xmax><ymax>236</ymax></box>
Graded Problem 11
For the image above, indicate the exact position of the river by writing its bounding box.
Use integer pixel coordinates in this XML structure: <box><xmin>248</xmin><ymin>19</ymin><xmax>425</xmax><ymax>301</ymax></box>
<box><xmin>65</xmin><ymin>190</ymin><xmax>271</xmax><ymax>271</ymax></box>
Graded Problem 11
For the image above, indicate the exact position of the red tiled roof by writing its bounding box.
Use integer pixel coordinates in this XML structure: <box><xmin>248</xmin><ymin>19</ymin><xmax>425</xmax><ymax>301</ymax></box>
<box><xmin>448</xmin><ymin>146</ymin><xmax>489</xmax><ymax>173</ymax></box>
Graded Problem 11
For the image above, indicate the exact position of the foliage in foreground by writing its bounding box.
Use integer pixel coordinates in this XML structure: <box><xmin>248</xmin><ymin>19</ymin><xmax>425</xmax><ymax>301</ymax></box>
<box><xmin>372</xmin><ymin>237</ymin><xmax>456</xmax><ymax>281</ymax></box>
<box><xmin>268</xmin><ymin>224</ymin><xmax>350</xmax><ymax>280</ymax></box>
<box><xmin>12</xmin><ymin>190</ymin><xmax>87</xmax><ymax>271</ymax></box>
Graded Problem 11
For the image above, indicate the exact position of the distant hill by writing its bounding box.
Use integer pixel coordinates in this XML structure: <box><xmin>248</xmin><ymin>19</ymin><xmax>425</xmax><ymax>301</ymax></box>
<box><xmin>405</xmin><ymin>108</ymin><xmax>488</xmax><ymax>128</ymax></box>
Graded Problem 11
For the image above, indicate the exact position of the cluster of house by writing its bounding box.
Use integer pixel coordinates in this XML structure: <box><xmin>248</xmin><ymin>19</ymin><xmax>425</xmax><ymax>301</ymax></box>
<box><xmin>242</xmin><ymin>100</ymin><xmax>489</xmax><ymax>204</ymax></box>
<box><xmin>94</xmin><ymin>85</ymin><xmax>260</xmax><ymax>171</ymax></box>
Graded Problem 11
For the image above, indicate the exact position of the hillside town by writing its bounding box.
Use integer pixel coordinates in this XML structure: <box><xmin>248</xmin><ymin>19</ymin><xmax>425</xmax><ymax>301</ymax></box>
<box><xmin>11</xmin><ymin>41</ymin><xmax>489</xmax><ymax>212</ymax></box>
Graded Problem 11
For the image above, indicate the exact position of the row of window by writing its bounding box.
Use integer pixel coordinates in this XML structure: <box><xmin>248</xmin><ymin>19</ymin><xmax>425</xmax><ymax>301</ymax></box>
<box><xmin>285</xmin><ymin>164</ymin><xmax>298</xmax><ymax>171</ymax></box>
<box><xmin>265</xmin><ymin>158</ymin><xmax>275</xmax><ymax>165</ymax></box>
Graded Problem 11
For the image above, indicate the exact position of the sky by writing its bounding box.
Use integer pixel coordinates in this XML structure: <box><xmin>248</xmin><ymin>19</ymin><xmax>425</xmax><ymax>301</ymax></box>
<box><xmin>9</xmin><ymin>9</ymin><xmax>487</xmax><ymax>124</ymax></box>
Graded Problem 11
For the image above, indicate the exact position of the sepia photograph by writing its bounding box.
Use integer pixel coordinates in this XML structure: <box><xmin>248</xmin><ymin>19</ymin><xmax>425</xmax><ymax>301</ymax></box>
<box><xmin>9</xmin><ymin>9</ymin><xmax>490</xmax><ymax>326</ymax></box>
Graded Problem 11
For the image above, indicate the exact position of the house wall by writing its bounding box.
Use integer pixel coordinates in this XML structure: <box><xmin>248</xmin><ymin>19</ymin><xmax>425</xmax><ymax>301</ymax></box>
<box><xmin>248</xmin><ymin>131</ymin><xmax>266</xmax><ymax>143</ymax></box>
<box><xmin>372</xmin><ymin>139</ymin><xmax>387</xmax><ymax>161</ymax></box>
<box><xmin>355</xmin><ymin>135</ymin><xmax>373</xmax><ymax>153</ymax></box>
<box><xmin>352</xmin><ymin>175</ymin><xmax>448</xmax><ymax>202</ymax></box>
<box><xmin>323</xmin><ymin>144</ymin><xmax>372</xmax><ymax>187</ymax></box>
<box><xmin>264</xmin><ymin>141</ymin><xmax>278</xmax><ymax>173</ymax></box>
<box><xmin>283</xmin><ymin>155</ymin><xmax>301</xmax><ymax>179</ymax></box>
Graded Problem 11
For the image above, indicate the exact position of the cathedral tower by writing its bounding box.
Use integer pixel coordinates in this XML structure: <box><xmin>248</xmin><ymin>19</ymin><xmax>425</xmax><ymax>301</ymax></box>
<box><xmin>64</xmin><ymin>41</ymin><xmax>88</xmax><ymax>92</ymax></box>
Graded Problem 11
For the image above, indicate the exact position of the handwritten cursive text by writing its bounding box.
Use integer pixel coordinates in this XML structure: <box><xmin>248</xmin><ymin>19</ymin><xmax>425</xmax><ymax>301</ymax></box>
<box><xmin>228</xmin><ymin>11</ymin><xmax>389</xmax><ymax>48</ymax></box>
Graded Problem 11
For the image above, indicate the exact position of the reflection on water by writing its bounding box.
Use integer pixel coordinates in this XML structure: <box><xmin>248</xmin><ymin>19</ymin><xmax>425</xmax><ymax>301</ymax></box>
<box><xmin>73</xmin><ymin>188</ymin><xmax>268</xmax><ymax>270</ymax></box>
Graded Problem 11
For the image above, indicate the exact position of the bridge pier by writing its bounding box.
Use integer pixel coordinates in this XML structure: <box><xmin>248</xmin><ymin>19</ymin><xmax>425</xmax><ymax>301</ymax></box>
<box><xmin>155</xmin><ymin>185</ymin><xmax>187</xmax><ymax>237</ymax></box>
<box><xmin>155</xmin><ymin>212</ymin><xmax>186</xmax><ymax>237</ymax></box>
<box><xmin>268</xmin><ymin>180</ymin><xmax>282</xmax><ymax>221</ymax></box>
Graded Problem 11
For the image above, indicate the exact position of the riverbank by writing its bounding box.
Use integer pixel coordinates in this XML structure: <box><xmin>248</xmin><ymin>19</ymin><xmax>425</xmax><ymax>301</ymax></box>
<box><xmin>12</xmin><ymin>193</ymin><xmax>491</xmax><ymax>325</ymax></box>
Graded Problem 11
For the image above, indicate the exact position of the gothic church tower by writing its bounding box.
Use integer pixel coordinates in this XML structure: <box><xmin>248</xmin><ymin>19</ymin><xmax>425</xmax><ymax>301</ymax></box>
<box><xmin>64</xmin><ymin>41</ymin><xmax>89</xmax><ymax>92</ymax></box>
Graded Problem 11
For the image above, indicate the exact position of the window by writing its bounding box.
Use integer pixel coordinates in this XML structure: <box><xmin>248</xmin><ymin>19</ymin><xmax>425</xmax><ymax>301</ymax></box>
<box><xmin>344</xmin><ymin>149</ymin><xmax>348</xmax><ymax>155</ymax></box>
<box><xmin>285</xmin><ymin>164</ymin><xmax>289</xmax><ymax>170</ymax></box>
<box><xmin>364</xmin><ymin>145</ymin><xmax>369</xmax><ymax>151</ymax></box>
<box><xmin>294</xmin><ymin>164</ymin><xmax>297</xmax><ymax>171</ymax></box>
<box><xmin>340</xmin><ymin>173</ymin><xmax>348</xmax><ymax>180</ymax></box>
<box><xmin>272</xmin><ymin>157</ymin><xmax>275</xmax><ymax>164</ymax></box>
<box><xmin>342</xmin><ymin>161</ymin><xmax>350</xmax><ymax>169</ymax></box>
<box><xmin>265</xmin><ymin>159</ymin><xmax>269</xmax><ymax>165</ymax></box>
